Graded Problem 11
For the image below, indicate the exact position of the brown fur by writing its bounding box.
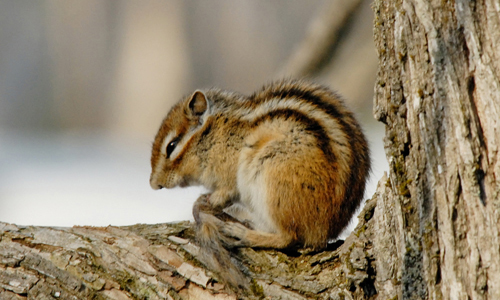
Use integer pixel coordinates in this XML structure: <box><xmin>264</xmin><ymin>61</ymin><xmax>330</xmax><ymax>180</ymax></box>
<box><xmin>150</xmin><ymin>79</ymin><xmax>371</xmax><ymax>290</ymax></box>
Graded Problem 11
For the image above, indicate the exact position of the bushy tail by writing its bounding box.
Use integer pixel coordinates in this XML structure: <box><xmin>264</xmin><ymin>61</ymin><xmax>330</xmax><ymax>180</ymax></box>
<box><xmin>193</xmin><ymin>198</ymin><xmax>250</xmax><ymax>292</ymax></box>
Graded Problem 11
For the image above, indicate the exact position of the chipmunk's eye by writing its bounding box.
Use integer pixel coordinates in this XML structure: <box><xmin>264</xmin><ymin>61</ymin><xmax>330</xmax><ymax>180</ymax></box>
<box><xmin>166</xmin><ymin>139</ymin><xmax>178</xmax><ymax>159</ymax></box>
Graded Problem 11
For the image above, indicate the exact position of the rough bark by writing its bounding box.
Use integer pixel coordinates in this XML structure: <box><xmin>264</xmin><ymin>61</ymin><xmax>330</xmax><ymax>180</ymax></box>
<box><xmin>373</xmin><ymin>0</ymin><xmax>500</xmax><ymax>299</ymax></box>
<box><xmin>0</xmin><ymin>198</ymin><xmax>379</xmax><ymax>300</ymax></box>
<box><xmin>2</xmin><ymin>0</ymin><xmax>500</xmax><ymax>299</ymax></box>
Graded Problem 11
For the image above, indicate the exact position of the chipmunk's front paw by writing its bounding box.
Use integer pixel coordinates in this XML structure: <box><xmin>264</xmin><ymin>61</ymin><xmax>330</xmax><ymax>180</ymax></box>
<box><xmin>196</xmin><ymin>193</ymin><xmax>211</xmax><ymax>204</ymax></box>
<box><xmin>208</xmin><ymin>189</ymin><xmax>238</xmax><ymax>208</ymax></box>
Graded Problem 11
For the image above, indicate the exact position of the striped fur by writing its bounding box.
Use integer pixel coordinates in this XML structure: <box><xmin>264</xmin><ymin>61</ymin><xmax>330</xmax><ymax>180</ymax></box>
<box><xmin>150</xmin><ymin>79</ymin><xmax>370</xmax><ymax>289</ymax></box>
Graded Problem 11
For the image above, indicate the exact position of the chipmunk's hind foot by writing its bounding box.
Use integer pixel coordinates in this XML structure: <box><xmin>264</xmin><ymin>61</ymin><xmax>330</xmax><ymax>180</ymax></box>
<box><xmin>222</xmin><ymin>221</ymin><xmax>295</xmax><ymax>249</ymax></box>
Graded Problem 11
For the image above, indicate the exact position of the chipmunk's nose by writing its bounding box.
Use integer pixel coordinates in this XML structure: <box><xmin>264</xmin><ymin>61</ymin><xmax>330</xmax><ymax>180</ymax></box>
<box><xmin>150</xmin><ymin>176</ymin><xmax>163</xmax><ymax>190</ymax></box>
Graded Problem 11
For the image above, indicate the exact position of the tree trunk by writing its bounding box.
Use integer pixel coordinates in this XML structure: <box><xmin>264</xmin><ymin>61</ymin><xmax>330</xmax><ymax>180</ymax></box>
<box><xmin>373</xmin><ymin>0</ymin><xmax>500</xmax><ymax>299</ymax></box>
<box><xmin>1</xmin><ymin>0</ymin><xmax>499</xmax><ymax>299</ymax></box>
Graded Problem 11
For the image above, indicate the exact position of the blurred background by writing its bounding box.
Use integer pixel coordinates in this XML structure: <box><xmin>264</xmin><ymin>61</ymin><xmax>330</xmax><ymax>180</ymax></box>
<box><xmin>0</xmin><ymin>0</ymin><xmax>386</xmax><ymax>236</ymax></box>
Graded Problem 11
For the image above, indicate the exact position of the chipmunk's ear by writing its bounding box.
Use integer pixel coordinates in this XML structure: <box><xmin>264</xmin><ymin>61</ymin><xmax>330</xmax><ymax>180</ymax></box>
<box><xmin>187</xmin><ymin>90</ymin><xmax>209</xmax><ymax>117</ymax></box>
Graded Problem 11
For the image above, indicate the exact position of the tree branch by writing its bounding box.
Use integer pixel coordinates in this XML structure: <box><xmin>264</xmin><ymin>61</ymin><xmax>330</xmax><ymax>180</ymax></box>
<box><xmin>0</xmin><ymin>176</ymin><xmax>387</xmax><ymax>299</ymax></box>
<box><xmin>278</xmin><ymin>0</ymin><xmax>364</xmax><ymax>78</ymax></box>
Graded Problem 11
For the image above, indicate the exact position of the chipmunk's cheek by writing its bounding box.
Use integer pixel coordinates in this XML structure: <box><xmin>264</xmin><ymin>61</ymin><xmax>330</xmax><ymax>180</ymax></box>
<box><xmin>177</xmin><ymin>175</ymin><xmax>193</xmax><ymax>188</ymax></box>
<box><xmin>161</xmin><ymin>172</ymin><xmax>183</xmax><ymax>189</ymax></box>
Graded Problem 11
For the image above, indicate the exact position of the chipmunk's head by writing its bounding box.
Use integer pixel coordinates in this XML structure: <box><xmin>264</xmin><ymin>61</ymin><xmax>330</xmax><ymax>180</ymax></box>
<box><xmin>150</xmin><ymin>90</ymin><xmax>211</xmax><ymax>190</ymax></box>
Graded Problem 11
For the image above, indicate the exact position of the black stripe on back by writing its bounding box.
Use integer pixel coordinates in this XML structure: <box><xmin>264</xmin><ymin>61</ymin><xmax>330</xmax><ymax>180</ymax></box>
<box><xmin>251</xmin><ymin>108</ymin><xmax>336</xmax><ymax>163</ymax></box>
<box><xmin>252</xmin><ymin>83</ymin><xmax>370</xmax><ymax>211</ymax></box>
<box><xmin>251</xmin><ymin>84</ymin><xmax>358</xmax><ymax>146</ymax></box>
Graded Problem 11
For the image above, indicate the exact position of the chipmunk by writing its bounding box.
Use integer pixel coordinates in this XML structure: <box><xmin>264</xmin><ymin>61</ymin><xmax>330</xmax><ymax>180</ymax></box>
<box><xmin>150</xmin><ymin>79</ymin><xmax>370</xmax><ymax>291</ymax></box>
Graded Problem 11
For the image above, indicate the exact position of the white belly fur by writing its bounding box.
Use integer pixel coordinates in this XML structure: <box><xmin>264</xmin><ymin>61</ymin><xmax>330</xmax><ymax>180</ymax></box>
<box><xmin>236</xmin><ymin>159</ymin><xmax>278</xmax><ymax>234</ymax></box>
